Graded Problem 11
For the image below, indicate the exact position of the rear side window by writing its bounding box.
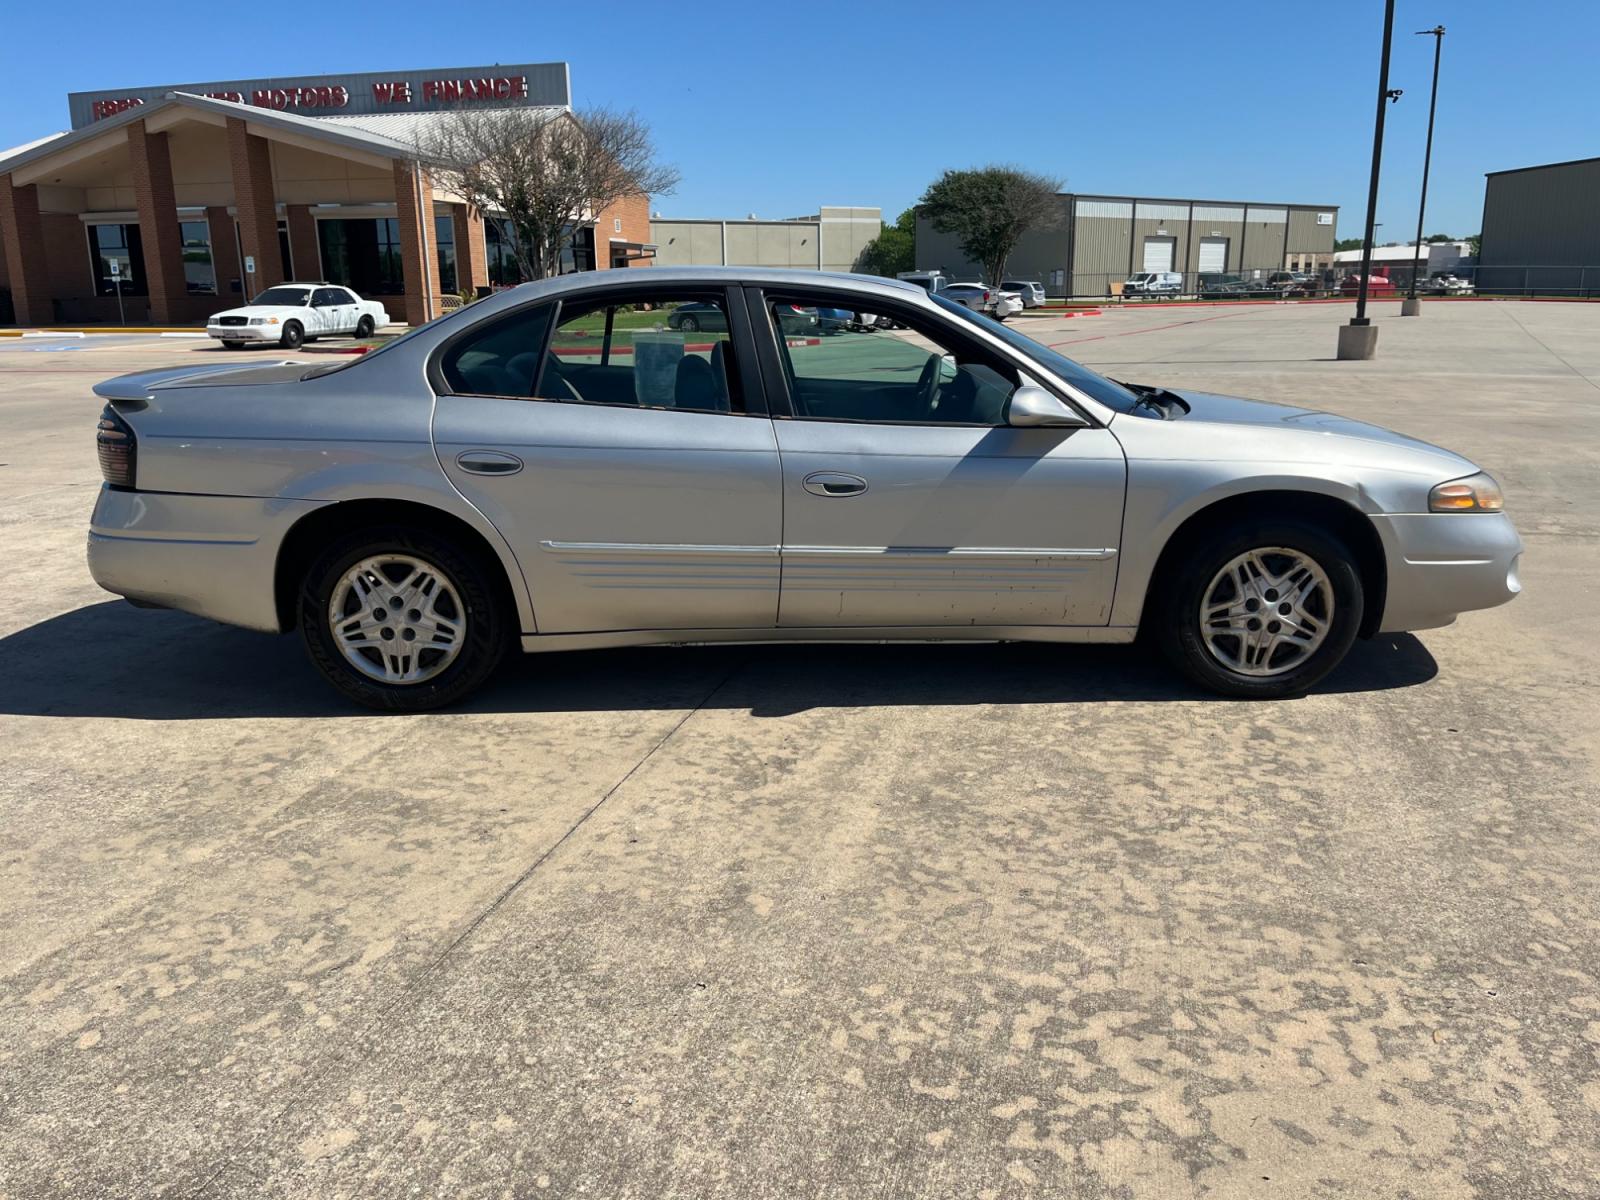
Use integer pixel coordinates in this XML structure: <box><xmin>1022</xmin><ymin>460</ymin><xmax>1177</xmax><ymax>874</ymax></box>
<box><xmin>440</xmin><ymin>304</ymin><xmax>555</xmax><ymax>397</ymax></box>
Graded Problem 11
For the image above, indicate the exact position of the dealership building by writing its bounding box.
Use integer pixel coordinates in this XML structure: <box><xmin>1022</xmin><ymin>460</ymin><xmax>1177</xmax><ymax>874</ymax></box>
<box><xmin>0</xmin><ymin>62</ymin><xmax>654</xmax><ymax>327</ymax></box>
<box><xmin>916</xmin><ymin>193</ymin><xmax>1340</xmax><ymax>296</ymax></box>
<box><xmin>649</xmin><ymin>206</ymin><xmax>882</xmax><ymax>273</ymax></box>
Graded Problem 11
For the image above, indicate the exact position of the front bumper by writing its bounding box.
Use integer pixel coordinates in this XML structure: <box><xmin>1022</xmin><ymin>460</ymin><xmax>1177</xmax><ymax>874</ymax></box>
<box><xmin>207</xmin><ymin>325</ymin><xmax>281</xmax><ymax>341</ymax></box>
<box><xmin>87</xmin><ymin>486</ymin><xmax>328</xmax><ymax>632</ymax></box>
<box><xmin>1370</xmin><ymin>511</ymin><xmax>1524</xmax><ymax>633</ymax></box>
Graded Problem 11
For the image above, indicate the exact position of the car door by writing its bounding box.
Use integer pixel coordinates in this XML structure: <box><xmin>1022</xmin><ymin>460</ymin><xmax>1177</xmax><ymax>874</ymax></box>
<box><xmin>308</xmin><ymin>288</ymin><xmax>338</xmax><ymax>336</ymax></box>
<box><xmin>746</xmin><ymin>286</ymin><xmax>1126</xmax><ymax>628</ymax></box>
<box><xmin>331</xmin><ymin>288</ymin><xmax>359</xmax><ymax>333</ymax></box>
<box><xmin>431</xmin><ymin>283</ymin><xmax>782</xmax><ymax>634</ymax></box>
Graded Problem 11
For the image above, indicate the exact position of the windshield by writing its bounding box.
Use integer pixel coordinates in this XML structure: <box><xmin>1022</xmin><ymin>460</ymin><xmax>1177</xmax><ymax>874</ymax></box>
<box><xmin>931</xmin><ymin>293</ymin><xmax>1140</xmax><ymax>414</ymax></box>
<box><xmin>251</xmin><ymin>287</ymin><xmax>309</xmax><ymax>307</ymax></box>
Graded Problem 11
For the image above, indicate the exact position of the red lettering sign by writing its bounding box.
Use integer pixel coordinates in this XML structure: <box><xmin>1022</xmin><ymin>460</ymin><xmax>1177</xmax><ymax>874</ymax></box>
<box><xmin>90</xmin><ymin>97</ymin><xmax>146</xmax><ymax>120</ymax></box>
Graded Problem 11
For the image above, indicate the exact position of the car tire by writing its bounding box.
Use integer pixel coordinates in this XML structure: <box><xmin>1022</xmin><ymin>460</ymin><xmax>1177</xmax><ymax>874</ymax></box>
<box><xmin>355</xmin><ymin>315</ymin><xmax>375</xmax><ymax>338</ymax></box>
<box><xmin>279</xmin><ymin>321</ymin><xmax>304</xmax><ymax>351</ymax></box>
<box><xmin>298</xmin><ymin>526</ymin><xmax>510</xmax><ymax>711</ymax></box>
<box><xmin>678</xmin><ymin>314</ymin><xmax>700</xmax><ymax>332</ymax></box>
<box><xmin>1154</xmin><ymin>519</ymin><xmax>1364</xmax><ymax>699</ymax></box>
<box><xmin>221</xmin><ymin>340</ymin><xmax>245</xmax><ymax>349</ymax></box>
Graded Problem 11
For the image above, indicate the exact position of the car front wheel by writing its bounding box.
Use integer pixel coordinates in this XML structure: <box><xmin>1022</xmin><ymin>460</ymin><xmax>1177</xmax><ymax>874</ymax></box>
<box><xmin>298</xmin><ymin>527</ymin><xmax>510</xmax><ymax>711</ymax></box>
<box><xmin>1155</xmin><ymin>520</ymin><xmax>1363</xmax><ymax>699</ymax></box>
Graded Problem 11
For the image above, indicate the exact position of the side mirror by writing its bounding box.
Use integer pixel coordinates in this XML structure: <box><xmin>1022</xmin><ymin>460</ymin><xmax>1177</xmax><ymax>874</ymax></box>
<box><xmin>1007</xmin><ymin>385</ymin><xmax>1090</xmax><ymax>428</ymax></box>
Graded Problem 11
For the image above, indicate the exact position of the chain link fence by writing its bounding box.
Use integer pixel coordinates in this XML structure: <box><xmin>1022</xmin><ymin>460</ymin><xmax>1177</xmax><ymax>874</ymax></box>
<box><xmin>1060</xmin><ymin>264</ymin><xmax>1600</xmax><ymax>302</ymax></box>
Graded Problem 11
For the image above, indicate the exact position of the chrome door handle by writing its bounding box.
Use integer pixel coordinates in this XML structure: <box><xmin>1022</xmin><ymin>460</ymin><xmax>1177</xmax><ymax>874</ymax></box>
<box><xmin>802</xmin><ymin>471</ymin><xmax>868</xmax><ymax>497</ymax></box>
<box><xmin>455</xmin><ymin>450</ymin><xmax>524</xmax><ymax>476</ymax></box>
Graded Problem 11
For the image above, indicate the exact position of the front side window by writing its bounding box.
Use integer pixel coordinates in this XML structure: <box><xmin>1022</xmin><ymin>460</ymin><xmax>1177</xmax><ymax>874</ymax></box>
<box><xmin>769</xmin><ymin>295</ymin><xmax>1016</xmax><ymax>425</ymax></box>
<box><xmin>931</xmin><ymin>293</ymin><xmax>1138</xmax><ymax>414</ymax></box>
<box><xmin>180</xmin><ymin>220</ymin><xmax>216</xmax><ymax>294</ymax></box>
<box><xmin>87</xmin><ymin>223</ymin><xmax>147</xmax><ymax>296</ymax></box>
<box><xmin>545</xmin><ymin>293</ymin><xmax>740</xmax><ymax>413</ymax></box>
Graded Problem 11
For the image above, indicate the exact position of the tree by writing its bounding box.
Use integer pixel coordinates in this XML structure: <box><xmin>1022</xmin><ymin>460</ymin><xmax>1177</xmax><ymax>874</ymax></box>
<box><xmin>1334</xmin><ymin>237</ymin><xmax>1367</xmax><ymax>252</ymax></box>
<box><xmin>858</xmin><ymin>208</ymin><xmax>915</xmax><ymax>277</ymax></box>
<box><xmin>1424</xmin><ymin>232</ymin><xmax>1455</xmax><ymax>243</ymax></box>
<box><xmin>1466</xmin><ymin>232</ymin><xmax>1482</xmax><ymax>256</ymax></box>
<box><xmin>919</xmin><ymin>165</ymin><xmax>1063</xmax><ymax>287</ymax></box>
<box><xmin>418</xmin><ymin>106</ymin><xmax>679</xmax><ymax>283</ymax></box>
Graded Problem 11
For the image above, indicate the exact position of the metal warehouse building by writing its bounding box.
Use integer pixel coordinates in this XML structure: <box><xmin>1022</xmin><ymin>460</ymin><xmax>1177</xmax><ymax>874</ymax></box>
<box><xmin>916</xmin><ymin>193</ymin><xmax>1339</xmax><ymax>297</ymax></box>
<box><xmin>649</xmin><ymin>206</ymin><xmax>882</xmax><ymax>274</ymax></box>
<box><xmin>1477</xmin><ymin>156</ymin><xmax>1600</xmax><ymax>297</ymax></box>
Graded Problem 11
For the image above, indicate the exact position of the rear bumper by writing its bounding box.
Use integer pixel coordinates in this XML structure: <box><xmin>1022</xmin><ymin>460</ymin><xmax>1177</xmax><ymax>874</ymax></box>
<box><xmin>1371</xmin><ymin>512</ymin><xmax>1524</xmax><ymax>633</ymax></box>
<box><xmin>87</xmin><ymin>486</ymin><xmax>328</xmax><ymax>632</ymax></box>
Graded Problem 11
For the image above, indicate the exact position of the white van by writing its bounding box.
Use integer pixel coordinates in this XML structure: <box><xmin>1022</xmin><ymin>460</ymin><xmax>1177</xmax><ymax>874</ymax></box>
<box><xmin>1124</xmin><ymin>271</ymin><xmax>1183</xmax><ymax>298</ymax></box>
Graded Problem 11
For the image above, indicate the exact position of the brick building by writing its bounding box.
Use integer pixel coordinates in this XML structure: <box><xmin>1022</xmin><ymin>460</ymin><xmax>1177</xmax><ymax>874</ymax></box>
<box><xmin>0</xmin><ymin>63</ymin><xmax>654</xmax><ymax>327</ymax></box>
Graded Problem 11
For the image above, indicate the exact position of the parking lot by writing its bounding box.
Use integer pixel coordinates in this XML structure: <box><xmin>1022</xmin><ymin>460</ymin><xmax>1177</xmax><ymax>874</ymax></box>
<box><xmin>2</xmin><ymin>299</ymin><xmax>1597</xmax><ymax>1198</ymax></box>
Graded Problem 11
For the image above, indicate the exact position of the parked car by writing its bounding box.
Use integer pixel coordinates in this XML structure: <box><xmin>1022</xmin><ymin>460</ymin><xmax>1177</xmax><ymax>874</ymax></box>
<box><xmin>672</xmin><ymin>301</ymin><xmax>817</xmax><ymax>335</ymax></box>
<box><xmin>1338</xmin><ymin>272</ymin><xmax>1399</xmax><ymax>298</ymax></box>
<box><xmin>1123</xmin><ymin>271</ymin><xmax>1183</xmax><ymax>298</ymax></box>
<box><xmin>1003</xmin><ymin>280</ymin><xmax>1047</xmax><ymax>308</ymax></box>
<box><xmin>1264</xmin><ymin>271</ymin><xmax>1312</xmax><ymax>296</ymax></box>
<box><xmin>207</xmin><ymin>284</ymin><xmax>389</xmax><ymax>350</ymax></box>
<box><xmin>1420</xmin><ymin>273</ymin><xmax>1473</xmax><ymax>295</ymax></box>
<box><xmin>814</xmin><ymin>307</ymin><xmax>856</xmax><ymax>334</ymax></box>
<box><xmin>89</xmin><ymin>266</ymin><xmax>1522</xmax><ymax>710</ymax></box>
<box><xmin>1198</xmin><ymin>273</ymin><xmax>1253</xmax><ymax>299</ymax></box>
<box><xmin>896</xmin><ymin>271</ymin><xmax>950</xmax><ymax>295</ymax></box>
<box><xmin>940</xmin><ymin>283</ymin><xmax>1024</xmax><ymax>321</ymax></box>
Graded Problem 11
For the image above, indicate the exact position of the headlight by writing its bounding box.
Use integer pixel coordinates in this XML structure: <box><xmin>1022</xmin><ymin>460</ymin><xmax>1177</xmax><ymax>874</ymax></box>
<box><xmin>248</xmin><ymin>317</ymin><xmax>265</xmax><ymax>325</ymax></box>
<box><xmin>1429</xmin><ymin>471</ymin><xmax>1504</xmax><ymax>512</ymax></box>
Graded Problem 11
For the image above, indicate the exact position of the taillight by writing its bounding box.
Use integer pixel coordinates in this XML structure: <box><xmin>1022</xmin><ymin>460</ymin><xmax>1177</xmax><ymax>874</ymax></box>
<box><xmin>96</xmin><ymin>405</ymin><xmax>137</xmax><ymax>489</ymax></box>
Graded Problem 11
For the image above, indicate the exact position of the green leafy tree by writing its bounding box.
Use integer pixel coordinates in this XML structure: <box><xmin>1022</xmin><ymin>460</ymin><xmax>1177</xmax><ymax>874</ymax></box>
<box><xmin>1424</xmin><ymin>232</ymin><xmax>1455</xmax><ymax>243</ymax></box>
<box><xmin>1466</xmin><ymin>232</ymin><xmax>1482</xmax><ymax>256</ymax></box>
<box><xmin>1334</xmin><ymin>237</ymin><xmax>1367</xmax><ymax>252</ymax></box>
<box><xmin>919</xmin><ymin>165</ymin><xmax>1063</xmax><ymax>287</ymax></box>
<box><xmin>858</xmin><ymin>208</ymin><xmax>916</xmax><ymax>277</ymax></box>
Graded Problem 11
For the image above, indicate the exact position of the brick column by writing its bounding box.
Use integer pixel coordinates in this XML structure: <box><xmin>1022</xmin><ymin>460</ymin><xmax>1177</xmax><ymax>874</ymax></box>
<box><xmin>286</xmin><ymin>204</ymin><xmax>319</xmax><ymax>282</ymax></box>
<box><xmin>207</xmin><ymin>205</ymin><xmax>241</xmax><ymax>298</ymax></box>
<box><xmin>0</xmin><ymin>175</ymin><xmax>54</xmax><ymax>326</ymax></box>
<box><xmin>452</xmin><ymin>203</ymin><xmax>488</xmax><ymax>295</ymax></box>
<box><xmin>392</xmin><ymin>160</ymin><xmax>441</xmax><ymax>326</ymax></box>
<box><xmin>126</xmin><ymin>119</ymin><xmax>189</xmax><ymax>323</ymax></box>
<box><xmin>226</xmin><ymin>117</ymin><xmax>282</xmax><ymax>291</ymax></box>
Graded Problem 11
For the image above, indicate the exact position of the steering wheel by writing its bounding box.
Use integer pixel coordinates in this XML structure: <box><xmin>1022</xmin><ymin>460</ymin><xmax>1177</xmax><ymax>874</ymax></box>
<box><xmin>914</xmin><ymin>355</ymin><xmax>942</xmax><ymax>417</ymax></box>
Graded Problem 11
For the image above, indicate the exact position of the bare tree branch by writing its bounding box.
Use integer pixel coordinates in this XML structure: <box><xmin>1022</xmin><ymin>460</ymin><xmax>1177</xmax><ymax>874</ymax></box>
<box><xmin>417</xmin><ymin>106</ymin><xmax>679</xmax><ymax>283</ymax></box>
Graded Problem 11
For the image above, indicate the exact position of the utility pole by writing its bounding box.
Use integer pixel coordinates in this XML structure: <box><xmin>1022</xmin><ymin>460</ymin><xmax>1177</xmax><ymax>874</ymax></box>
<box><xmin>1403</xmin><ymin>25</ymin><xmax>1446</xmax><ymax>316</ymax></box>
<box><xmin>1338</xmin><ymin>0</ymin><xmax>1401</xmax><ymax>360</ymax></box>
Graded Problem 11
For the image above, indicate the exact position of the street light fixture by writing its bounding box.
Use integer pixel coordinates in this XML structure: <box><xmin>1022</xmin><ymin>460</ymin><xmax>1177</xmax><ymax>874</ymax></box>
<box><xmin>1403</xmin><ymin>25</ymin><xmax>1447</xmax><ymax>316</ymax></box>
<box><xmin>1338</xmin><ymin>0</ymin><xmax>1400</xmax><ymax>361</ymax></box>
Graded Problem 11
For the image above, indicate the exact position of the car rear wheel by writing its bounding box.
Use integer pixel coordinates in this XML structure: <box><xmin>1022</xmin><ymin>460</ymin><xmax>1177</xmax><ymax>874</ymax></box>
<box><xmin>279</xmin><ymin>321</ymin><xmax>304</xmax><ymax>351</ymax></box>
<box><xmin>298</xmin><ymin>527</ymin><xmax>509</xmax><ymax>711</ymax></box>
<box><xmin>355</xmin><ymin>315</ymin><xmax>375</xmax><ymax>338</ymax></box>
<box><xmin>1154</xmin><ymin>520</ymin><xmax>1363</xmax><ymax>699</ymax></box>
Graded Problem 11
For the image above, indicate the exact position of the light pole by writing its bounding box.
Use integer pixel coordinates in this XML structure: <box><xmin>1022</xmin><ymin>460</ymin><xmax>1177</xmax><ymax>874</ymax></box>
<box><xmin>1402</xmin><ymin>25</ymin><xmax>1446</xmax><ymax>316</ymax></box>
<box><xmin>1338</xmin><ymin>0</ymin><xmax>1402</xmax><ymax>360</ymax></box>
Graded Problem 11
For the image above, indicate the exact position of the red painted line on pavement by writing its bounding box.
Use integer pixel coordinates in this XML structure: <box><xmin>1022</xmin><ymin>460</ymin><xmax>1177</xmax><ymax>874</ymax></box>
<box><xmin>1045</xmin><ymin>306</ymin><xmax>1258</xmax><ymax>351</ymax></box>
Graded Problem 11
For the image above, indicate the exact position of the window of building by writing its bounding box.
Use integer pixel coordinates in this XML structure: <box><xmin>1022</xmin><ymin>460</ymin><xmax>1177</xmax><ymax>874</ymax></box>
<box><xmin>86</xmin><ymin>223</ymin><xmax>148</xmax><ymax>296</ymax></box>
<box><xmin>317</xmin><ymin>218</ymin><xmax>405</xmax><ymax>297</ymax></box>
<box><xmin>485</xmin><ymin>219</ymin><xmax>519</xmax><ymax>287</ymax></box>
<box><xmin>279</xmin><ymin>219</ymin><xmax>294</xmax><ymax>281</ymax></box>
<box><xmin>767</xmin><ymin>295</ymin><xmax>1016</xmax><ymax>425</ymax></box>
<box><xmin>435</xmin><ymin>215</ymin><xmax>458</xmax><ymax>295</ymax></box>
<box><xmin>544</xmin><ymin>293</ymin><xmax>740</xmax><ymax>413</ymax></box>
<box><xmin>180</xmin><ymin>220</ymin><xmax>216</xmax><ymax>294</ymax></box>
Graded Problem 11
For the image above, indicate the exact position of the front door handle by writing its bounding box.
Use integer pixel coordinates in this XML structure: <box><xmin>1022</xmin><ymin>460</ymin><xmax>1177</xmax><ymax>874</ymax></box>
<box><xmin>456</xmin><ymin>450</ymin><xmax>524</xmax><ymax>476</ymax></box>
<box><xmin>802</xmin><ymin>471</ymin><xmax>868</xmax><ymax>497</ymax></box>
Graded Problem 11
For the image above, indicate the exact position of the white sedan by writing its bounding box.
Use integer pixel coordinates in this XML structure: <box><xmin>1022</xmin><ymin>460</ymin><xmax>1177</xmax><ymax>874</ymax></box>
<box><xmin>207</xmin><ymin>284</ymin><xmax>390</xmax><ymax>350</ymax></box>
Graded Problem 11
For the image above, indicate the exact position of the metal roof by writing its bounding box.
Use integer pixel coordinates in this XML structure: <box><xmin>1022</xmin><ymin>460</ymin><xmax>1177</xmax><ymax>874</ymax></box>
<box><xmin>1484</xmin><ymin>155</ymin><xmax>1600</xmax><ymax>177</ymax></box>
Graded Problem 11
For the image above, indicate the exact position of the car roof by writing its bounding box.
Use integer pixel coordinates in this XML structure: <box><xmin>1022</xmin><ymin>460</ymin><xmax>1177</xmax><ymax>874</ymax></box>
<box><xmin>457</xmin><ymin>267</ymin><xmax>926</xmax><ymax>323</ymax></box>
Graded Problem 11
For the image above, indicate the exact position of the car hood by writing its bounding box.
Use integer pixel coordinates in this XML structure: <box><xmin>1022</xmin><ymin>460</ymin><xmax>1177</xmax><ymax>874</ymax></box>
<box><xmin>1164</xmin><ymin>387</ymin><xmax>1477</xmax><ymax>473</ymax></box>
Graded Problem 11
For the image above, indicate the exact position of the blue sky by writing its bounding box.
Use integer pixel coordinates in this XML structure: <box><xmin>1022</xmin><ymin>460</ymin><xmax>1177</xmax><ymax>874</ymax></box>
<box><xmin>4</xmin><ymin>0</ymin><xmax>1594</xmax><ymax>241</ymax></box>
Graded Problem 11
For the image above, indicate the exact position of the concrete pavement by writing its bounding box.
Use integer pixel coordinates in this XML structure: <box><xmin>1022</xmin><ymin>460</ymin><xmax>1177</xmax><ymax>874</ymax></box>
<box><xmin>1</xmin><ymin>300</ymin><xmax>1596</xmax><ymax>1198</ymax></box>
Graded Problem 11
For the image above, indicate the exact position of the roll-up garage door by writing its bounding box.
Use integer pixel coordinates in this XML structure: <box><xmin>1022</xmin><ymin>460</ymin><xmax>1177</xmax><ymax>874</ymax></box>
<box><xmin>1198</xmin><ymin>237</ymin><xmax>1228</xmax><ymax>273</ymax></box>
<box><xmin>1142</xmin><ymin>237</ymin><xmax>1176</xmax><ymax>273</ymax></box>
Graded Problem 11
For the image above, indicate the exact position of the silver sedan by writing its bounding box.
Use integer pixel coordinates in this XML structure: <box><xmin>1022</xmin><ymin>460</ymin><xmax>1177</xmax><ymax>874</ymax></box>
<box><xmin>87</xmin><ymin>267</ymin><xmax>1523</xmax><ymax>710</ymax></box>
